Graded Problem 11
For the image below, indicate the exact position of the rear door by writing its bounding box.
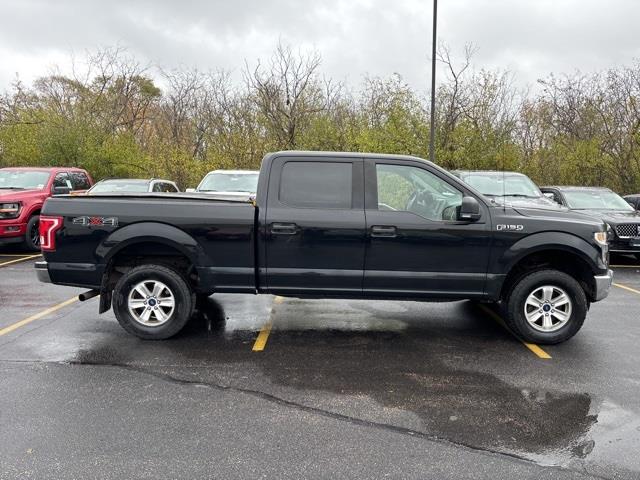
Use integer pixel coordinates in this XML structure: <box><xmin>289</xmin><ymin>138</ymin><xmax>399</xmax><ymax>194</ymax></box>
<box><xmin>363</xmin><ymin>158</ymin><xmax>491</xmax><ymax>297</ymax></box>
<box><xmin>264</xmin><ymin>156</ymin><xmax>366</xmax><ymax>295</ymax></box>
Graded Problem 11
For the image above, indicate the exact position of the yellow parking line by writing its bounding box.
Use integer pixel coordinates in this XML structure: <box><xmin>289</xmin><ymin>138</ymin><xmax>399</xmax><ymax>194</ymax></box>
<box><xmin>478</xmin><ymin>304</ymin><xmax>552</xmax><ymax>359</ymax></box>
<box><xmin>0</xmin><ymin>254</ymin><xmax>41</xmax><ymax>267</ymax></box>
<box><xmin>611</xmin><ymin>265</ymin><xmax>640</xmax><ymax>268</ymax></box>
<box><xmin>252</xmin><ymin>322</ymin><xmax>272</xmax><ymax>352</ymax></box>
<box><xmin>0</xmin><ymin>254</ymin><xmax>35</xmax><ymax>257</ymax></box>
<box><xmin>0</xmin><ymin>297</ymin><xmax>78</xmax><ymax>337</ymax></box>
<box><xmin>614</xmin><ymin>282</ymin><xmax>640</xmax><ymax>296</ymax></box>
<box><xmin>252</xmin><ymin>296</ymin><xmax>284</xmax><ymax>352</ymax></box>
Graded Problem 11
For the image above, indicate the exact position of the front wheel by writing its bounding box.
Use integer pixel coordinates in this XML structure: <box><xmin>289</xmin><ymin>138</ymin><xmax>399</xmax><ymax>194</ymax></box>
<box><xmin>25</xmin><ymin>215</ymin><xmax>40</xmax><ymax>251</ymax></box>
<box><xmin>504</xmin><ymin>269</ymin><xmax>588</xmax><ymax>344</ymax></box>
<box><xmin>113</xmin><ymin>264</ymin><xmax>195</xmax><ymax>340</ymax></box>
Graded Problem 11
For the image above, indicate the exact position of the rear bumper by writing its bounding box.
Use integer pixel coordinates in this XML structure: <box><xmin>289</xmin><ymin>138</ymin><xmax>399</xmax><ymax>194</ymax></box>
<box><xmin>35</xmin><ymin>261</ymin><xmax>51</xmax><ymax>283</ymax></box>
<box><xmin>593</xmin><ymin>269</ymin><xmax>614</xmax><ymax>302</ymax></box>
<box><xmin>34</xmin><ymin>260</ymin><xmax>103</xmax><ymax>289</ymax></box>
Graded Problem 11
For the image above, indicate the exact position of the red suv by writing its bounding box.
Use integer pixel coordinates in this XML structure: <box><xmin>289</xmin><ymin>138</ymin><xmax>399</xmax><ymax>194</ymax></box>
<box><xmin>0</xmin><ymin>167</ymin><xmax>93</xmax><ymax>250</ymax></box>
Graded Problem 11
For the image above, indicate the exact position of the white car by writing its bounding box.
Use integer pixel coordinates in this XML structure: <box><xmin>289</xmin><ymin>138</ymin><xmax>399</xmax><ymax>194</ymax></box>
<box><xmin>191</xmin><ymin>170</ymin><xmax>259</xmax><ymax>198</ymax></box>
<box><xmin>87</xmin><ymin>178</ymin><xmax>180</xmax><ymax>194</ymax></box>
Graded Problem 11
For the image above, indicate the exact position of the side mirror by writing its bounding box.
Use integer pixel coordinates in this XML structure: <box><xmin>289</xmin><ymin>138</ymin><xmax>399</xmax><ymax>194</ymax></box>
<box><xmin>52</xmin><ymin>186</ymin><xmax>72</xmax><ymax>195</ymax></box>
<box><xmin>459</xmin><ymin>196</ymin><xmax>481</xmax><ymax>221</ymax></box>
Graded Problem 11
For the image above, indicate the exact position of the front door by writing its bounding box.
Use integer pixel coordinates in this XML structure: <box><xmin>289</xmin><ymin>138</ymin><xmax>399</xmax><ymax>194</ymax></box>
<box><xmin>363</xmin><ymin>159</ymin><xmax>491</xmax><ymax>297</ymax></box>
<box><xmin>264</xmin><ymin>156</ymin><xmax>366</xmax><ymax>295</ymax></box>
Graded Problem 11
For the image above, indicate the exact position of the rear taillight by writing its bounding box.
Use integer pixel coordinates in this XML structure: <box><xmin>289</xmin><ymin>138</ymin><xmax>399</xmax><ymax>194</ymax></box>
<box><xmin>39</xmin><ymin>216</ymin><xmax>63</xmax><ymax>251</ymax></box>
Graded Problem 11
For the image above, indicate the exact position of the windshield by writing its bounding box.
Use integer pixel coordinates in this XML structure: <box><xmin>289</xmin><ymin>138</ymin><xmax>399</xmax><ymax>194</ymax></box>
<box><xmin>89</xmin><ymin>181</ymin><xmax>149</xmax><ymax>193</ymax></box>
<box><xmin>563</xmin><ymin>190</ymin><xmax>634</xmax><ymax>211</ymax></box>
<box><xmin>0</xmin><ymin>170</ymin><xmax>50</xmax><ymax>190</ymax></box>
<box><xmin>461</xmin><ymin>173</ymin><xmax>542</xmax><ymax>198</ymax></box>
<box><xmin>198</xmin><ymin>172</ymin><xmax>259</xmax><ymax>193</ymax></box>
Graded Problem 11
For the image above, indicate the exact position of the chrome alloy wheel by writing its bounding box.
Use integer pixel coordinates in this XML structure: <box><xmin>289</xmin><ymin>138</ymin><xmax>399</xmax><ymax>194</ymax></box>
<box><xmin>127</xmin><ymin>280</ymin><xmax>175</xmax><ymax>327</ymax></box>
<box><xmin>524</xmin><ymin>285</ymin><xmax>573</xmax><ymax>332</ymax></box>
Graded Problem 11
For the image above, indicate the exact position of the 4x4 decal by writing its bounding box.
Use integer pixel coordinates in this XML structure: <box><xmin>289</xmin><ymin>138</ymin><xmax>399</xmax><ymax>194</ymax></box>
<box><xmin>72</xmin><ymin>216</ymin><xmax>118</xmax><ymax>227</ymax></box>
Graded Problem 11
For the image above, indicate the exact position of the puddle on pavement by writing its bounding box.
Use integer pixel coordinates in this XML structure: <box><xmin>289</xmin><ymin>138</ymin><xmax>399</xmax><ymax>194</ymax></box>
<box><xmin>40</xmin><ymin>295</ymin><xmax>640</xmax><ymax>473</ymax></box>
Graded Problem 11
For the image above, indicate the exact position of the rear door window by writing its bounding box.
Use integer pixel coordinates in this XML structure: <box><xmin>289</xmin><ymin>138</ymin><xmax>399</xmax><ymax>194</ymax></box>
<box><xmin>279</xmin><ymin>162</ymin><xmax>353</xmax><ymax>209</ymax></box>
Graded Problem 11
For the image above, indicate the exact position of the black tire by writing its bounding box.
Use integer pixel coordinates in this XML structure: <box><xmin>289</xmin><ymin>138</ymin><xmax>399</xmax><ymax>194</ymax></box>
<box><xmin>504</xmin><ymin>269</ymin><xmax>588</xmax><ymax>345</ymax></box>
<box><xmin>112</xmin><ymin>264</ymin><xmax>195</xmax><ymax>340</ymax></box>
<box><xmin>24</xmin><ymin>215</ymin><xmax>40</xmax><ymax>251</ymax></box>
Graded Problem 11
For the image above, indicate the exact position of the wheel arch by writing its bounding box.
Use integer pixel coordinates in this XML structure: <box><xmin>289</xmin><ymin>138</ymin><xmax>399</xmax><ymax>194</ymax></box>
<box><xmin>500</xmin><ymin>247</ymin><xmax>597</xmax><ymax>302</ymax></box>
<box><xmin>97</xmin><ymin>223</ymin><xmax>209</xmax><ymax>311</ymax></box>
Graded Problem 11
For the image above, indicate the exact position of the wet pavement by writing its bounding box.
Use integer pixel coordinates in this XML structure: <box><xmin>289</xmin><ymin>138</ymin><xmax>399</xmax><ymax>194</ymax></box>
<box><xmin>1</xmin><ymin>250</ymin><xmax>640</xmax><ymax>479</ymax></box>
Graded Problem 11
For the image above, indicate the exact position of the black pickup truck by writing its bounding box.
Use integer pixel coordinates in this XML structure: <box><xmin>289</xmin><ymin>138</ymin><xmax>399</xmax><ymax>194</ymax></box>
<box><xmin>36</xmin><ymin>151</ymin><xmax>613</xmax><ymax>344</ymax></box>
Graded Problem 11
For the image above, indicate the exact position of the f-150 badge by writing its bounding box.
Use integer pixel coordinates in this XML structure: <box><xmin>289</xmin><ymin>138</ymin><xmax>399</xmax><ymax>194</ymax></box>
<box><xmin>496</xmin><ymin>224</ymin><xmax>523</xmax><ymax>231</ymax></box>
<box><xmin>72</xmin><ymin>216</ymin><xmax>118</xmax><ymax>227</ymax></box>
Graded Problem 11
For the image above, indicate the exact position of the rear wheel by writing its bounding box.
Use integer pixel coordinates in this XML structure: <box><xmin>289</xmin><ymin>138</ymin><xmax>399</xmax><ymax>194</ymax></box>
<box><xmin>24</xmin><ymin>215</ymin><xmax>40</xmax><ymax>251</ymax></box>
<box><xmin>505</xmin><ymin>269</ymin><xmax>588</xmax><ymax>344</ymax></box>
<box><xmin>112</xmin><ymin>264</ymin><xmax>195</xmax><ymax>340</ymax></box>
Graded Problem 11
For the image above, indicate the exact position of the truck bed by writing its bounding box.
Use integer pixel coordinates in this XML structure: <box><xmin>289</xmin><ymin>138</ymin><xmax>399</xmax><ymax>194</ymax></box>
<box><xmin>41</xmin><ymin>194</ymin><xmax>257</xmax><ymax>292</ymax></box>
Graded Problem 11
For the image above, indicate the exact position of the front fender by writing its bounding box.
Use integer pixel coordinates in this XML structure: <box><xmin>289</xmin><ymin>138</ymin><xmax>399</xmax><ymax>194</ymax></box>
<box><xmin>495</xmin><ymin>231</ymin><xmax>603</xmax><ymax>275</ymax></box>
<box><xmin>97</xmin><ymin>222</ymin><xmax>207</xmax><ymax>266</ymax></box>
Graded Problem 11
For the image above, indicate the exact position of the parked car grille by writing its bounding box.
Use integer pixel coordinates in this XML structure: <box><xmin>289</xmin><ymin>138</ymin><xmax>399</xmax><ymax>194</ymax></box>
<box><xmin>615</xmin><ymin>223</ymin><xmax>640</xmax><ymax>238</ymax></box>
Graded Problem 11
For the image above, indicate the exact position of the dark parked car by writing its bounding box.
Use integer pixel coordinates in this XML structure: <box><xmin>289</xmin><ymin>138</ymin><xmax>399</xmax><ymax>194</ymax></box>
<box><xmin>541</xmin><ymin>186</ymin><xmax>640</xmax><ymax>259</ymax></box>
<box><xmin>87</xmin><ymin>178</ymin><xmax>179</xmax><ymax>194</ymax></box>
<box><xmin>623</xmin><ymin>194</ymin><xmax>640</xmax><ymax>210</ymax></box>
<box><xmin>36</xmin><ymin>151</ymin><xmax>612</xmax><ymax>344</ymax></box>
<box><xmin>452</xmin><ymin>170</ymin><xmax>560</xmax><ymax>209</ymax></box>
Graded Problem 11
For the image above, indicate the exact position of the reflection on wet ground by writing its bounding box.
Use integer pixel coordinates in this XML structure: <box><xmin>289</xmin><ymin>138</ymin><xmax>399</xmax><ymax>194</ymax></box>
<box><xmin>58</xmin><ymin>295</ymin><xmax>640</xmax><ymax>475</ymax></box>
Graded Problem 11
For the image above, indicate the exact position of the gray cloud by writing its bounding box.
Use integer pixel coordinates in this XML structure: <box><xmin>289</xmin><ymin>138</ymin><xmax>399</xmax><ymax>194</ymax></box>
<box><xmin>0</xmin><ymin>0</ymin><xmax>639</xmax><ymax>93</ymax></box>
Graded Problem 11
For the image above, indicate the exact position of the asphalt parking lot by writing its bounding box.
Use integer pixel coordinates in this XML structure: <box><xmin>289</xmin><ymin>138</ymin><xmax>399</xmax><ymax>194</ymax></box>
<box><xmin>1</xmin><ymin>251</ymin><xmax>640</xmax><ymax>479</ymax></box>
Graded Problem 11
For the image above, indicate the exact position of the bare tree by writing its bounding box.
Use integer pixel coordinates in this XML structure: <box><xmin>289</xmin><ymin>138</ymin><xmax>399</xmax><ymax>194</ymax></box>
<box><xmin>245</xmin><ymin>42</ymin><xmax>328</xmax><ymax>149</ymax></box>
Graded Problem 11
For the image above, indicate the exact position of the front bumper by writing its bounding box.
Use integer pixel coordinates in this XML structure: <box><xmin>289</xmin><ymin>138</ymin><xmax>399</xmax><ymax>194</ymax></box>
<box><xmin>35</xmin><ymin>261</ymin><xmax>51</xmax><ymax>283</ymax></box>
<box><xmin>0</xmin><ymin>236</ymin><xmax>24</xmax><ymax>246</ymax></box>
<box><xmin>593</xmin><ymin>269</ymin><xmax>614</xmax><ymax>302</ymax></box>
<box><xmin>0</xmin><ymin>221</ymin><xmax>27</xmax><ymax>243</ymax></box>
<box><xmin>609</xmin><ymin>238</ymin><xmax>640</xmax><ymax>254</ymax></box>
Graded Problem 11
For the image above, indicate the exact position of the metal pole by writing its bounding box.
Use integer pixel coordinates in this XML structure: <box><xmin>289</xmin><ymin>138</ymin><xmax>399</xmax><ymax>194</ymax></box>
<box><xmin>429</xmin><ymin>0</ymin><xmax>438</xmax><ymax>163</ymax></box>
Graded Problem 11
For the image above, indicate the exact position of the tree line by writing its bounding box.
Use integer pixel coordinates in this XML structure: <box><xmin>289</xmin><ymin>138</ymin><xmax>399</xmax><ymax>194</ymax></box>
<box><xmin>1</xmin><ymin>44</ymin><xmax>640</xmax><ymax>193</ymax></box>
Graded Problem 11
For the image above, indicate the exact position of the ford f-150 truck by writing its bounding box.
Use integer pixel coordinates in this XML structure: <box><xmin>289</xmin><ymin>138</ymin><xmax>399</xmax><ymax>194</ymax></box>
<box><xmin>0</xmin><ymin>167</ymin><xmax>93</xmax><ymax>250</ymax></box>
<box><xmin>36</xmin><ymin>151</ymin><xmax>613</xmax><ymax>344</ymax></box>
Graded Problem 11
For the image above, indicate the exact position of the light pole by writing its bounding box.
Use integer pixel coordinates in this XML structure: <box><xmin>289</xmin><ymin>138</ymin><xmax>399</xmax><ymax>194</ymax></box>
<box><xmin>429</xmin><ymin>0</ymin><xmax>438</xmax><ymax>163</ymax></box>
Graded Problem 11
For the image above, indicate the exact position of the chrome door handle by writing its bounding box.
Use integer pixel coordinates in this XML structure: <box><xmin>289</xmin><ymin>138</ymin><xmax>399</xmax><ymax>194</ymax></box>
<box><xmin>270</xmin><ymin>222</ymin><xmax>298</xmax><ymax>235</ymax></box>
<box><xmin>370</xmin><ymin>225</ymin><xmax>397</xmax><ymax>238</ymax></box>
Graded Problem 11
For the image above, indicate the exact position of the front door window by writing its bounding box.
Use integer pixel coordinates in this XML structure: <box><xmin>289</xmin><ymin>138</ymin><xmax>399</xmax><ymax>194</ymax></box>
<box><xmin>376</xmin><ymin>164</ymin><xmax>462</xmax><ymax>221</ymax></box>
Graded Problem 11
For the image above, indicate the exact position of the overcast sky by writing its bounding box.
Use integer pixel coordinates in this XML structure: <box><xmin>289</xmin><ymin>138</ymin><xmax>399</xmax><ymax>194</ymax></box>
<box><xmin>1</xmin><ymin>0</ymin><xmax>639</xmax><ymax>94</ymax></box>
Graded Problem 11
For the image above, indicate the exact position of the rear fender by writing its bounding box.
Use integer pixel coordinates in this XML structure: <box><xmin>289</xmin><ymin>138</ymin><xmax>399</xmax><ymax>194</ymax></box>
<box><xmin>97</xmin><ymin>222</ymin><xmax>206</xmax><ymax>266</ymax></box>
